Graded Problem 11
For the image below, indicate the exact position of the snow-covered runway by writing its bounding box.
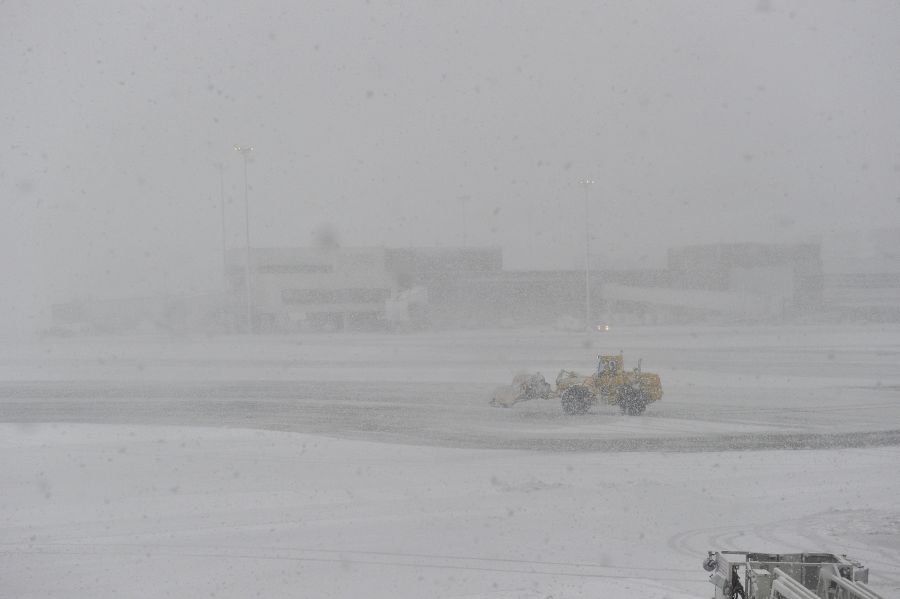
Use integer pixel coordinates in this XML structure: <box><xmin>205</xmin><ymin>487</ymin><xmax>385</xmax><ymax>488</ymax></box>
<box><xmin>1</xmin><ymin>325</ymin><xmax>899</xmax><ymax>597</ymax></box>
<box><xmin>2</xmin><ymin>424</ymin><xmax>899</xmax><ymax>598</ymax></box>
<box><xmin>2</xmin><ymin>325</ymin><xmax>899</xmax><ymax>451</ymax></box>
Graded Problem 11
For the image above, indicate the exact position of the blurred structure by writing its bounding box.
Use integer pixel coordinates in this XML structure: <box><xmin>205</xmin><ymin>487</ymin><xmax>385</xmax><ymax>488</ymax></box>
<box><xmin>587</xmin><ymin>243</ymin><xmax>823</xmax><ymax>323</ymax></box>
<box><xmin>226</xmin><ymin>247</ymin><xmax>393</xmax><ymax>331</ymax></box>
<box><xmin>819</xmin><ymin>227</ymin><xmax>900</xmax><ymax>322</ymax></box>
<box><xmin>46</xmin><ymin>234</ymin><xmax>899</xmax><ymax>335</ymax></box>
<box><xmin>226</xmin><ymin>246</ymin><xmax>501</xmax><ymax>331</ymax></box>
<box><xmin>667</xmin><ymin>243</ymin><xmax>822</xmax><ymax>303</ymax></box>
<box><xmin>385</xmin><ymin>247</ymin><xmax>505</xmax><ymax>328</ymax></box>
<box><xmin>410</xmin><ymin>269</ymin><xmax>587</xmax><ymax>328</ymax></box>
<box><xmin>49</xmin><ymin>293</ymin><xmax>224</xmax><ymax>336</ymax></box>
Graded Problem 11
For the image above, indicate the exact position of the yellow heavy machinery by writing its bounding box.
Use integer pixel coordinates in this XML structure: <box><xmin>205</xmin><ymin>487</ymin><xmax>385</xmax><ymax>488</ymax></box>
<box><xmin>490</xmin><ymin>354</ymin><xmax>663</xmax><ymax>416</ymax></box>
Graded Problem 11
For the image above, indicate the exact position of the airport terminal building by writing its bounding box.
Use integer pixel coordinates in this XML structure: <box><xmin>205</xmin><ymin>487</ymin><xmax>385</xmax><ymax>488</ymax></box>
<box><xmin>49</xmin><ymin>236</ymin><xmax>898</xmax><ymax>334</ymax></box>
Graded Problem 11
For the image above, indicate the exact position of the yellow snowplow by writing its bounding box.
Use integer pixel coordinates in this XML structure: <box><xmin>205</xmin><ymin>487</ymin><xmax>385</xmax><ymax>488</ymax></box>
<box><xmin>490</xmin><ymin>354</ymin><xmax>662</xmax><ymax>415</ymax></box>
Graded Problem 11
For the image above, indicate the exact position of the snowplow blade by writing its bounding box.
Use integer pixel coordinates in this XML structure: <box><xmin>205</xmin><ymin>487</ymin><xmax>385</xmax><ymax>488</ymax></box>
<box><xmin>489</xmin><ymin>373</ymin><xmax>551</xmax><ymax>407</ymax></box>
<box><xmin>490</xmin><ymin>384</ymin><xmax>525</xmax><ymax>408</ymax></box>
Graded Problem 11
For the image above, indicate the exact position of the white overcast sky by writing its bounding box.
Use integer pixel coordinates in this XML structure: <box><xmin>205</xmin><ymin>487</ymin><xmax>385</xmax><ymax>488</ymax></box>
<box><xmin>2</xmin><ymin>0</ymin><xmax>899</xmax><ymax>327</ymax></box>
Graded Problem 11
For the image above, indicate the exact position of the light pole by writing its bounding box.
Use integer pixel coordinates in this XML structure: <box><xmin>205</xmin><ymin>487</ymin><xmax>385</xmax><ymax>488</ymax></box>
<box><xmin>214</xmin><ymin>162</ymin><xmax>229</xmax><ymax>331</ymax></box>
<box><xmin>214</xmin><ymin>162</ymin><xmax>227</xmax><ymax>287</ymax></box>
<box><xmin>458</xmin><ymin>195</ymin><xmax>470</xmax><ymax>247</ymax></box>
<box><xmin>234</xmin><ymin>145</ymin><xmax>254</xmax><ymax>333</ymax></box>
<box><xmin>582</xmin><ymin>178</ymin><xmax>595</xmax><ymax>332</ymax></box>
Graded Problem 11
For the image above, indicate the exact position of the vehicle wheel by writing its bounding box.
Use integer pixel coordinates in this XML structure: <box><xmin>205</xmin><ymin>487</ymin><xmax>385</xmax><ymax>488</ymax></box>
<box><xmin>617</xmin><ymin>387</ymin><xmax>647</xmax><ymax>416</ymax></box>
<box><xmin>561</xmin><ymin>385</ymin><xmax>593</xmax><ymax>415</ymax></box>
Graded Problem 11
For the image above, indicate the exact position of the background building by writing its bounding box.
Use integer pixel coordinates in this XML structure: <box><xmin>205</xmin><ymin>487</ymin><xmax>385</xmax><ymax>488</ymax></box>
<box><xmin>599</xmin><ymin>243</ymin><xmax>824</xmax><ymax>322</ymax></box>
<box><xmin>50</xmin><ymin>236</ymin><xmax>899</xmax><ymax>335</ymax></box>
<box><xmin>49</xmin><ymin>293</ymin><xmax>222</xmax><ymax>335</ymax></box>
<box><xmin>226</xmin><ymin>246</ymin><xmax>504</xmax><ymax>331</ymax></box>
<box><xmin>227</xmin><ymin>247</ymin><xmax>395</xmax><ymax>331</ymax></box>
<box><xmin>820</xmin><ymin>227</ymin><xmax>900</xmax><ymax>321</ymax></box>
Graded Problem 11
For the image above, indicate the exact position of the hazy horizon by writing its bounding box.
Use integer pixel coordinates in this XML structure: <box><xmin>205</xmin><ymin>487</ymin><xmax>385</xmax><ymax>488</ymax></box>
<box><xmin>3</xmin><ymin>1</ymin><xmax>899</xmax><ymax>330</ymax></box>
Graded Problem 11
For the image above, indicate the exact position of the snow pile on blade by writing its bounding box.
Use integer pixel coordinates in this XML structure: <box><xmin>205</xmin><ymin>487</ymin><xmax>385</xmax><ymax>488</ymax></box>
<box><xmin>490</xmin><ymin>372</ymin><xmax>551</xmax><ymax>407</ymax></box>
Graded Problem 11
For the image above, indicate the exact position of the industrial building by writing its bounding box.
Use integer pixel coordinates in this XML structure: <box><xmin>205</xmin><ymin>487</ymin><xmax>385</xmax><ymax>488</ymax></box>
<box><xmin>225</xmin><ymin>246</ymin><xmax>504</xmax><ymax>331</ymax></box>
<box><xmin>48</xmin><ymin>235</ymin><xmax>898</xmax><ymax>335</ymax></box>
<box><xmin>820</xmin><ymin>228</ymin><xmax>900</xmax><ymax>321</ymax></box>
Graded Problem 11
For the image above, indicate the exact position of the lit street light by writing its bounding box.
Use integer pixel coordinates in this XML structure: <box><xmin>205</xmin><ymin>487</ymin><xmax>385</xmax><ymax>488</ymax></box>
<box><xmin>234</xmin><ymin>145</ymin><xmax>254</xmax><ymax>333</ymax></box>
<box><xmin>582</xmin><ymin>178</ymin><xmax>595</xmax><ymax>332</ymax></box>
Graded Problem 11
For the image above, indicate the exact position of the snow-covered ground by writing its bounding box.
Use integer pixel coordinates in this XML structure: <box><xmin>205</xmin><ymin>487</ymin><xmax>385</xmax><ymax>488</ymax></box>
<box><xmin>1</xmin><ymin>325</ymin><xmax>899</xmax><ymax>598</ymax></box>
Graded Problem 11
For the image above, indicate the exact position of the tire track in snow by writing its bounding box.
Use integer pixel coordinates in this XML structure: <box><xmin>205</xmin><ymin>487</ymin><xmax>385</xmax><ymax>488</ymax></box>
<box><xmin>0</xmin><ymin>541</ymin><xmax>699</xmax><ymax>583</ymax></box>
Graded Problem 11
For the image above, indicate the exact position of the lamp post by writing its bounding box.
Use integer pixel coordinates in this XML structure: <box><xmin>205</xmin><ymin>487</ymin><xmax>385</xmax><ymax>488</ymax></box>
<box><xmin>234</xmin><ymin>145</ymin><xmax>254</xmax><ymax>333</ymax></box>
<box><xmin>458</xmin><ymin>195</ymin><xmax>470</xmax><ymax>247</ymax></box>
<box><xmin>214</xmin><ymin>163</ymin><xmax>227</xmax><ymax>287</ymax></box>
<box><xmin>582</xmin><ymin>178</ymin><xmax>595</xmax><ymax>332</ymax></box>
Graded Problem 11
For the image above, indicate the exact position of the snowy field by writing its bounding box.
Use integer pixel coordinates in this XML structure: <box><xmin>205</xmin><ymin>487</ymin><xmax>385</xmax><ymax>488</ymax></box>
<box><xmin>1</xmin><ymin>325</ymin><xmax>899</xmax><ymax>598</ymax></box>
